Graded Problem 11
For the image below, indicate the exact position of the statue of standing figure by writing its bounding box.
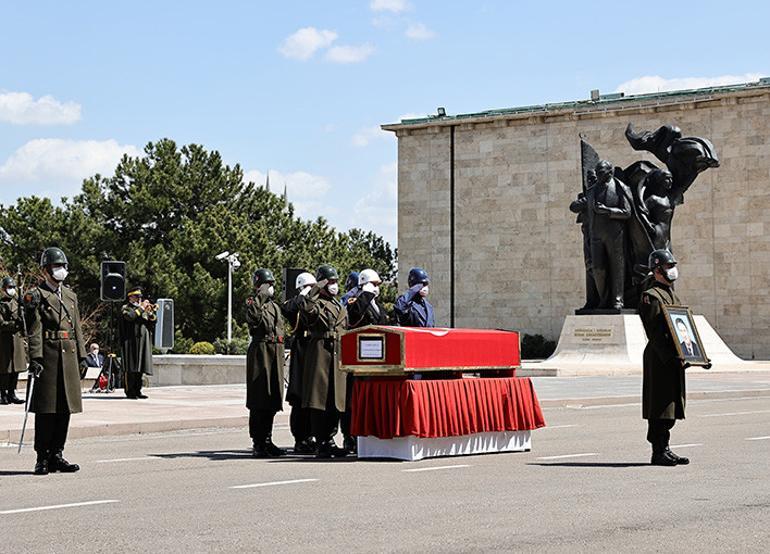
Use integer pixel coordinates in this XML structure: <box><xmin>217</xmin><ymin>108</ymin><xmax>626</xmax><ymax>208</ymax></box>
<box><xmin>572</xmin><ymin>124</ymin><xmax>720</xmax><ymax>313</ymax></box>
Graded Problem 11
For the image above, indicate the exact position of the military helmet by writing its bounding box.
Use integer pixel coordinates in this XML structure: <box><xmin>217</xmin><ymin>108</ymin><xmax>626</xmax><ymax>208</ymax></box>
<box><xmin>358</xmin><ymin>269</ymin><xmax>381</xmax><ymax>286</ymax></box>
<box><xmin>252</xmin><ymin>268</ymin><xmax>275</xmax><ymax>287</ymax></box>
<box><xmin>40</xmin><ymin>247</ymin><xmax>68</xmax><ymax>268</ymax></box>
<box><xmin>345</xmin><ymin>271</ymin><xmax>359</xmax><ymax>291</ymax></box>
<box><xmin>408</xmin><ymin>267</ymin><xmax>430</xmax><ymax>287</ymax></box>
<box><xmin>2</xmin><ymin>276</ymin><xmax>16</xmax><ymax>289</ymax></box>
<box><xmin>315</xmin><ymin>264</ymin><xmax>339</xmax><ymax>282</ymax></box>
<box><xmin>295</xmin><ymin>272</ymin><xmax>316</xmax><ymax>289</ymax></box>
<box><xmin>648</xmin><ymin>249</ymin><xmax>677</xmax><ymax>269</ymax></box>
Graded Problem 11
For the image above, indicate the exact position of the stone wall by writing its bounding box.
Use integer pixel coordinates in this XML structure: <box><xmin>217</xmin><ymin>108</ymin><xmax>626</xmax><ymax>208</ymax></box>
<box><xmin>388</xmin><ymin>86</ymin><xmax>770</xmax><ymax>359</ymax></box>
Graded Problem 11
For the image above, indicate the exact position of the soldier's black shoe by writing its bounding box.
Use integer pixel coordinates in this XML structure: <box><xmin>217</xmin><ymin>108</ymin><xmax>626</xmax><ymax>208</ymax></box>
<box><xmin>48</xmin><ymin>453</ymin><xmax>80</xmax><ymax>473</ymax></box>
<box><xmin>0</xmin><ymin>392</ymin><xmax>8</xmax><ymax>405</ymax></box>
<box><xmin>665</xmin><ymin>448</ymin><xmax>690</xmax><ymax>465</ymax></box>
<box><xmin>136</xmin><ymin>394</ymin><xmax>148</xmax><ymax>399</ymax></box>
<box><xmin>317</xmin><ymin>441</ymin><xmax>349</xmax><ymax>459</ymax></box>
<box><xmin>7</xmin><ymin>391</ymin><xmax>25</xmax><ymax>404</ymax></box>
<box><xmin>252</xmin><ymin>443</ymin><xmax>268</xmax><ymax>458</ymax></box>
<box><xmin>650</xmin><ymin>451</ymin><xmax>677</xmax><ymax>466</ymax></box>
<box><xmin>294</xmin><ymin>438</ymin><xmax>317</xmax><ymax>454</ymax></box>
<box><xmin>34</xmin><ymin>459</ymin><xmax>49</xmax><ymax>475</ymax></box>
<box><xmin>343</xmin><ymin>435</ymin><xmax>357</xmax><ymax>454</ymax></box>
<box><xmin>263</xmin><ymin>440</ymin><xmax>286</xmax><ymax>458</ymax></box>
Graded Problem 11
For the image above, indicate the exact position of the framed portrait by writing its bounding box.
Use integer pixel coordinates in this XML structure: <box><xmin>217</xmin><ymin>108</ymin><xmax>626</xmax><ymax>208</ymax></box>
<box><xmin>661</xmin><ymin>305</ymin><xmax>709</xmax><ymax>366</ymax></box>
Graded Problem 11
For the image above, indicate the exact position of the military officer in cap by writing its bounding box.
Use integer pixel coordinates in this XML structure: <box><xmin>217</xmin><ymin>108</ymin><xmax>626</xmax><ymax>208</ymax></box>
<box><xmin>299</xmin><ymin>264</ymin><xmax>348</xmax><ymax>458</ymax></box>
<box><xmin>280</xmin><ymin>271</ymin><xmax>316</xmax><ymax>454</ymax></box>
<box><xmin>25</xmin><ymin>247</ymin><xmax>86</xmax><ymax>475</ymax></box>
<box><xmin>394</xmin><ymin>267</ymin><xmax>435</xmax><ymax>327</ymax></box>
<box><xmin>0</xmin><ymin>276</ymin><xmax>27</xmax><ymax>405</ymax></box>
<box><xmin>119</xmin><ymin>287</ymin><xmax>156</xmax><ymax>399</ymax></box>
<box><xmin>245</xmin><ymin>269</ymin><xmax>286</xmax><ymax>457</ymax></box>
<box><xmin>639</xmin><ymin>249</ymin><xmax>710</xmax><ymax>466</ymax></box>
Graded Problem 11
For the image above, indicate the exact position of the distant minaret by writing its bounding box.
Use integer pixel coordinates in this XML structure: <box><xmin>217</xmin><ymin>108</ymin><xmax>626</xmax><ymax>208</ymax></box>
<box><xmin>265</xmin><ymin>171</ymin><xmax>271</xmax><ymax>192</ymax></box>
<box><xmin>282</xmin><ymin>183</ymin><xmax>288</xmax><ymax>204</ymax></box>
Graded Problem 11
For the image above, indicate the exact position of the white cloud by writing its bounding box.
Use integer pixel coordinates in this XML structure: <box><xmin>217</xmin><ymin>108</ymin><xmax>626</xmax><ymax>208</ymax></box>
<box><xmin>278</xmin><ymin>27</ymin><xmax>338</xmax><ymax>61</ymax></box>
<box><xmin>615</xmin><ymin>73</ymin><xmax>764</xmax><ymax>95</ymax></box>
<box><xmin>405</xmin><ymin>22</ymin><xmax>436</xmax><ymax>40</ymax></box>
<box><xmin>352</xmin><ymin>125</ymin><xmax>392</xmax><ymax>147</ymax></box>
<box><xmin>349</xmin><ymin>162</ymin><xmax>398</xmax><ymax>245</ymax></box>
<box><xmin>370</xmin><ymin>0</ymin><xmax>410</xmax><ymax>13</ymax></box>
<box><xmin>325</xmin><ymin>44</ymin><xmax>375</xmax><ymax>64</ymax></box>
<box><xmin>0</xmin><ymin>139</ymin><xmax>140</xmax><ymax>197</ymax></box>
<box><xmin>0</xmin><ymin>91</ymin><xmax>81</xmax><ymax>125</ymax></box>
<box><xmin>243</xmin><ymin>168</ymin><xmax>339</xmax><ymax>222</ymax></box>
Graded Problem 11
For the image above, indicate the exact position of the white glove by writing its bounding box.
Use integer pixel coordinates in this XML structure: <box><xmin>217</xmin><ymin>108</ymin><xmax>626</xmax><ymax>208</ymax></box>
<box><xmin>362</xmin><ymin>282</ymin><xmax>376</xmax><ymax>294</ymax></box>
<box><xmin>317</xmin><ymin>279</ymin><xmax>328</xmax><ymax>290</ymax></box>
<box><xmin>299</xmin><ymin>286</ymin><xmax>311</xmax><ymax>296</ymax></box>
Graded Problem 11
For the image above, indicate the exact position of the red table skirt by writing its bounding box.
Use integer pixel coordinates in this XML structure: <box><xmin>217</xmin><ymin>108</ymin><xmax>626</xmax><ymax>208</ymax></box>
<box><xmin>350</xmin><ymin>377</ymin><xmax>546</xmax><ymax>439</ymax></box>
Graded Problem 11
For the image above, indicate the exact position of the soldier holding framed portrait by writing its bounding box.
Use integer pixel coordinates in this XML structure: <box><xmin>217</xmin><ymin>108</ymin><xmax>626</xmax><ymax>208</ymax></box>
<box><xmin>639</xmin><ymin>249</ymin><xmax>711</xmax><ymax>467</ymax></box>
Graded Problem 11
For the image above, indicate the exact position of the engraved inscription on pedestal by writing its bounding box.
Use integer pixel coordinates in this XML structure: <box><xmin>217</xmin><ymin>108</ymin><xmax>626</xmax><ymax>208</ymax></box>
<box><xmin>573</xmin><ymin>327</ymin><xmax>613</xmax><ymax>343</ymax></box>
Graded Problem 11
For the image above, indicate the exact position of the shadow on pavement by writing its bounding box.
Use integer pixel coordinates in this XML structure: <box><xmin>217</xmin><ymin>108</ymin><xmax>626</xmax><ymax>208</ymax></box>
<box><xmin>153</xmin><ymin>450</ymin><xmax>254</xmax><ymax>461</ymax></box>
<box><xmin>527</xmin><ymin>462</ymin><xmax>650</xmax><ymax>468</ymax></box>
<box><xmin>0</xmin><ymin>470</ymin><xmax>36</xmax><ymax>476</ymax></box>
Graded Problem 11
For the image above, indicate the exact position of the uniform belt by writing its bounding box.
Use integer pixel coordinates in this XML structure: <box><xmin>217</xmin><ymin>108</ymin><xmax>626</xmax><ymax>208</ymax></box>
<box><xmin>252</xmin><ymin>336</ymin><xmax>283</xmax><ymax>343</ymax></box>
<box><xmin>44</xmin><ymin>330</ymin><xmax>71</xmax><ymax>340</ymax></box>
<box><xmin>310</xmin><ymin>332</ymin><xmax>337</xmax><ymax>340</ymax></box>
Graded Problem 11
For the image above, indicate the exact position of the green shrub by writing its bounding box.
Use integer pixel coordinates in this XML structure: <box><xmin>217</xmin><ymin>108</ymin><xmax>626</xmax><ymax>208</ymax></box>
<box><xmin>213</xmin><ymin>337</ymin><xmax>250</xmax><ymax>355</ymax></box>
<box><xmin>521</xmin><ymin>333</ymin><xmax>556</xmax><ymax>360</ymax></box>
<box><xmin>189</xmin><ymin>341</ymin><xmax>216</xmax><ymax>355</ymax></box>
<box><xmin>171</xmin><ymin>330</ymin><xmax>194</xmax><ymax>354</ymax></box>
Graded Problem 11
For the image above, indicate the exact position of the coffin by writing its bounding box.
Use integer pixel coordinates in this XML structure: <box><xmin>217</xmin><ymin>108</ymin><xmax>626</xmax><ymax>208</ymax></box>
<box><xmin>339</xmin><ymin>326</ymin><xmax>520</xmax><ymax>376</ymax></box>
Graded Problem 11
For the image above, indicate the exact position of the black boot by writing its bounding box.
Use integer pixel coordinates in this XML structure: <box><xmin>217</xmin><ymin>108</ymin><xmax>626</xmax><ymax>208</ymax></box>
<box><xmin>34</xmin><ymin>453</ymin><xmax>49</xmax><ymax>475</ymax></box>
<box><xmin>7</xmin><ymin>390</ymin><xmax>25</xmax><ymax>404</ymax></box>
<box><xmin>343</xmin><ymin>435</ymin><xmax>357</xmax><ymax>454</ymax></box>
<box><xmin>317</xmin><ymin>440</ymin><xmax>348</xmax><ymax>459</ymax></box>
<box><xmin>48</xmin><ymin>451</ymin><xmax>80</xmax><ymax>473</ymax></box>
<box><xmin>665</xmin><ymin>447</ymin><xmax>690</xmax><ymax>465</ymax></box>
<box><xmin>264</xmin><ymin>438</ymin><xmax>286</xmax><ymax>458</ymax></box>
<box><xmin>294</xmin><ymin>437</ymin><xmax>317</xmax><ymax>454</ymax></box>
<box><xmin>252</xmin><ymin>442</ymin><xmax>268</xmax><ymax>458</ymax></box>
<box><xmin>0</xmin><ymin>391</ymin><xmax>8</xmax><ymax>405</ymax></box>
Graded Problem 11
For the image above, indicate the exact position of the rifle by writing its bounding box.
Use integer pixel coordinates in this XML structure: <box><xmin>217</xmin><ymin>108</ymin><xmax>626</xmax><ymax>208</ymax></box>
<box><xmin>16</xmin><ymin>264</ymin><xmax>40</xmax><ymax>454</ymax></box>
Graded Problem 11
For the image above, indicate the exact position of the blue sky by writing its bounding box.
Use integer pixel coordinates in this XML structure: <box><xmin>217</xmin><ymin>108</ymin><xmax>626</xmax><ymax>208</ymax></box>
<box><xmin>1</xmin><ymin>0</ymin><xmax>768</xmax><ymax>246</ymax></box>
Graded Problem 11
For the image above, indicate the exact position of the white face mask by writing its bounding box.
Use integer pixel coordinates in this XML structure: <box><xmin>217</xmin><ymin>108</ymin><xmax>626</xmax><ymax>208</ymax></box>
<box><xmin>259</xmin><ymin>283</ymin><xmax>275</xmax><ymax>297</ymax></box>
<box><xmin>665</xmin><ymin>267</ymin><xmax>679</xmax><ymax>282</ymax></box>
<box><xmin>52</xmin><ymin>267</ymin><xmax>68</xmax><ymax>282</ymax></box>
<box><xmin>326</xmin><ymin>283</ymin><xmax>339</xmax><ymax>296</ymax></box>
<box><xmin>5</xmin><ymin>287</ymin><xmax>16</xmax><ymax>297</ymax></box>
<box><xmin>419</xmin><ymin>286</ymin><xmax>429</xmax><ymax>297</ymax></box>
<box><xmin>372</xmin><ymin>285</ymin><xmax>380</xmax><ymax>297</ymax></box>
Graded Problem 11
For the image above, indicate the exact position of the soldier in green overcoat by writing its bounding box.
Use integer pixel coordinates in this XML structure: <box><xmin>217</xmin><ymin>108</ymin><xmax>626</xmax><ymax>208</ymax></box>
<box><xmin>119</xmin><ymin>287</ymin><xmax>156</xmax><ymax>399</ymax></box>
<box><xmin>0</xmin><ymin>276</ymin><xmax>27</xmax><ymax>405</ymax></box>
<box><xmin>639</xmin><ymin>249</ymin><xmax>710</xmax><ymax>466</ymax></box>
<box><xmin>299</xmin><ymin>264</ymin><xmax>348</xmax><ymax>458</ymax></box>
<box><xmin>25</xmin><ymin>247</ymin><xmax>87</xmax><ymax>475</ymax></box>
<box><xmin>245</xmin><ymin>269</ymin><xmax>286</xmax><ymax>458</ymax></box>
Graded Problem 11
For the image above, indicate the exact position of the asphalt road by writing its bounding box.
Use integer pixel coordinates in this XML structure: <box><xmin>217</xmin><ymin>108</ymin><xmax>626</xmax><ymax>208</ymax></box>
<box><xmin>1</xmin><ymin>395</ymin><xmax>768</xmax><ymax>553</ymax></box>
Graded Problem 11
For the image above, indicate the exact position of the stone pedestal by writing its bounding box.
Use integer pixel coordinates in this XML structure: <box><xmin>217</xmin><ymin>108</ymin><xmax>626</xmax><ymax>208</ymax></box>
<box><xmin>523</xmin><ymin>314</ymin><xmax>749</xmax><ymax>376</ymax></box>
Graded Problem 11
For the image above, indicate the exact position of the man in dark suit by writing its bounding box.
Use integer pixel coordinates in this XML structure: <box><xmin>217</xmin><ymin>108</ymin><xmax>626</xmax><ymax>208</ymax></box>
<box><xmin>84</xmin><ymin>343</ymin><xmax>104</xmax><ymax>379</ymax></box>
<box><xmin>676</xmin><ymin>319</ymin><xmax>702</xmax><ymax>359</ymax></box>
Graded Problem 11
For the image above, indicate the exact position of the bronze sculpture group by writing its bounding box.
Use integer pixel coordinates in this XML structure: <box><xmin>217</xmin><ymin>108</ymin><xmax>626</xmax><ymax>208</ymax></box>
<box><xmin>571</xmin><ymin>124</ymin><xmax>720</xmax><ymax>312</ymax></box>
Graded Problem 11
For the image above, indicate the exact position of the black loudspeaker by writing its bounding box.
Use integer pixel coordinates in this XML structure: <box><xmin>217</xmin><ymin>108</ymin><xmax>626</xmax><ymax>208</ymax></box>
<box><xmin>283</xmin><ymin>267</ymin><xmax>306</xmax><ymax>301</ymax></box>
<box><xmin>153</xmin><ymin>298</ymin><xmax>174</xmax><ymax>351</ymax></box>
<box><xmin>101</xmin><ymin>261</ymin><xmax>126</xmax><ymax>301</ymax></box>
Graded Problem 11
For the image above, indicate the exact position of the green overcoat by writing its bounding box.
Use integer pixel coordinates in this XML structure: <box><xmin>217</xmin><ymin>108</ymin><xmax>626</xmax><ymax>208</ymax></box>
<box><xmin>639</xmin><ymin>280</ymin><xmax>685</xmax><ymax>420</ymax></box>
<box><xmin>299</xmin><ymin>284</ymin><xmax>348</xmax><ymax>412</ymax></box>
<box><xmin>0</xmin><ymin>297</ymin><xmax>27</xmax><ymax>374</ymax></box>
<box><xmin>26</xmin><ymin>283</ymin><xmax>86</xmax><ymax>414</ymax></box>
<box><xmin>245</xmin><ymin>293</ymin><xmax>285</xmax><ymax>412</ymax></box>
<box><xmin>119</xmin><ymin>303</ymin><xmax>156</xmax><ymax>375</ymax></box>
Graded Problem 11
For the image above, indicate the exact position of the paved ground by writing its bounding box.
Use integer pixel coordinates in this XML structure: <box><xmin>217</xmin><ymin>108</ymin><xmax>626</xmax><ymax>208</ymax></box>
<box><xmin>3</xmin><ymin>372</ymin><xmax>770</xmax><ymax>444</ymax></box>
<box><xmin>1</xmin><ymin>379</ymin><xmax>768</xmax><ymax>552</ymax></box>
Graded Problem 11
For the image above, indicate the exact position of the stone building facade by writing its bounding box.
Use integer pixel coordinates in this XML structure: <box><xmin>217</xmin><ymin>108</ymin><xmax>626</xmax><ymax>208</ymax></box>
<box><xmin>383</xmin><ymin>80</ymin><xmax>770</xmax><ymax>359</ymax></box>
